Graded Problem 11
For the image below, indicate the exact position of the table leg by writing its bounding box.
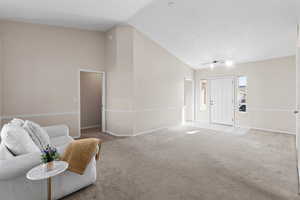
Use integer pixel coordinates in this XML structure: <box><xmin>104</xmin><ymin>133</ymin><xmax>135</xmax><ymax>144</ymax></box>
<box><xmin>48</xmin><ymin>177</ymin><xmax>52</xmax><ymax>200</ymax></box>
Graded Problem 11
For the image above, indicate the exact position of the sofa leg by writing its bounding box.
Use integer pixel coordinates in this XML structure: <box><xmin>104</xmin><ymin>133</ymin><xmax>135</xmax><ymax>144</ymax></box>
<box><xmin>48</xmin><ymin>177</ymin><xmax>52</xmax><ymax>200</ymax></box>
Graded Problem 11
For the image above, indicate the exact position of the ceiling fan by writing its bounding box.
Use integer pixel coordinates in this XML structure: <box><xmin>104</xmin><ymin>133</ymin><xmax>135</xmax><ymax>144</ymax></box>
<box><xmin>199</xmin><ymin>60</ymin><xmax>234</xmax><ymax>69</ymax></box>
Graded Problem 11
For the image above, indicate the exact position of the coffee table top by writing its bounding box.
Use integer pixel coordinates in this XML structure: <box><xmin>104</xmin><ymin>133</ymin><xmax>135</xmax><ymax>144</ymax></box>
<box><xmin>26</xmin><ymin>161</ymin><xmax>68</xmax><ymax>181</ymax></box>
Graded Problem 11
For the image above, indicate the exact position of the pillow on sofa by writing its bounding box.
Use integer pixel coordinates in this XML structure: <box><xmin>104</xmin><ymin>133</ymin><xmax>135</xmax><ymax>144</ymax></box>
<box><xmin>0</xmin><ymin>143</ymin><xmax>14</xmax><ymax>160</ymax></box>
<box><xmin>23</xmin><ymin>120</ymin><xmax>51</xmax><ymax>151</ymax></box>
<box><xmin>9</xmin><ymin>118</ymin><xmax>25</xmax><ymax>126</ymax></box>
<box><xmin>0</xmin><ymin>124</ymin><xmax>40</xmax><ymax>155</ymax></box>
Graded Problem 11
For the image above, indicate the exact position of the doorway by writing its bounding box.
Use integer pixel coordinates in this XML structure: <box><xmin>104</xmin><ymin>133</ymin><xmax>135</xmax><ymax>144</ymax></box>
<box><xmin>79</xmin><ymin>70</ymin><xmax>106</xmax><ymax>136</ymax></box>
<box><xmin>209</xmin><ymin>78</ymin><xmax>235</xmax><ymax>126</ymax></box>
<box><xmin>184</xmin><ymin>79</ymin><xmax>195</xmax><ymax>122</ymax></box>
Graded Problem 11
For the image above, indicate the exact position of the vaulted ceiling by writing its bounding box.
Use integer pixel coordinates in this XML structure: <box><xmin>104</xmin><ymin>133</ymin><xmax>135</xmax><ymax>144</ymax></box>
<box><xmin>0</xmin><ymin>0</ymin><xmax>299</xmax><ymax>68</ymax></box>
<box><xmin>0</xmin><ymin>0</ymin><xmax>154</xmax><ymax>30</ymax></box>
<box><xmin>129</xmin><ymin>0</ymin><xmax>299</xmax><ymax>67</ymax></box>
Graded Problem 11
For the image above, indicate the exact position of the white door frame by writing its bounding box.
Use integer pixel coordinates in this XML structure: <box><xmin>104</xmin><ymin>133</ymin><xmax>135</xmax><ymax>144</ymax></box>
<box><xmin>183</xmin><ymin>78</ymin><xmax>195</xmax><ymax>122</ymax></box>
<box><xmin>208</xmin><ymin>76</ymin><xmax>236</xmax><ymax>126</ymax></box>
<box><xmin>78</xmin><ymin>69</ymin><xmax>106</xmax><ymax>136</ymax></box>
<box><xmin>295</xmin><ymin>24</ymin><xmax>300</xmax><ymax>193</ymax></box>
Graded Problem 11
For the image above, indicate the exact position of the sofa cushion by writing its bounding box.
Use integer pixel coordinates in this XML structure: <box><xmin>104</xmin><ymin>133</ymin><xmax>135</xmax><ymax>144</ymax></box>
<box><xmin>23</xmin><ymin>120</ymin><xmax>51</xmax><ymax>151</ymax></box>
<box><xmin>0</xmin><ymin>124</ymin><xmax>40</xmax><ymax>155</ymax></box>
<box><xmin>50</xmin><ymin>136</ymin><xmax>73</xmax><ymax>149</ymax></box>
<box><xmin>0</xmin><ymin>143</ymin><xmax>14</xmax><ymax>160</ymax></box>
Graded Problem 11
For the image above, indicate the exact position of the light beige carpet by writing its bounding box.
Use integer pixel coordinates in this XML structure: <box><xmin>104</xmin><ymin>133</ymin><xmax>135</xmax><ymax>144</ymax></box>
<box><xmin>63</xmin><ymin>125</ymin><xmax>300</xmax><ymax>200</ymax></box>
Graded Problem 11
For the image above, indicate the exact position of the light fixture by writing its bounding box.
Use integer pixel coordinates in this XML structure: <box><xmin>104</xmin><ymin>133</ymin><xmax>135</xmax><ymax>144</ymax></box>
<box><xmin>168</xmin><ymin>1</ymin><xmax>175</xmax><ymax>6</ymax></box>
<box><xmin>225</xmin><ymin>60</ymin><xmax>234</xmax><ymax>67</ymax></box>
<box><xmin>199</xmin><ymin>60</ymin><xmax>235</xmax><ymax>69</ymax></box>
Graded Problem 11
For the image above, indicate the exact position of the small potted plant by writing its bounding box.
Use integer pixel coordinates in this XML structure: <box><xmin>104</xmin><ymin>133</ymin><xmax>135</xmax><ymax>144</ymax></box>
<box><xmin>41</xmin><ymin>145</ymin><xmax>60</xmax><ymax>171</ymax></box>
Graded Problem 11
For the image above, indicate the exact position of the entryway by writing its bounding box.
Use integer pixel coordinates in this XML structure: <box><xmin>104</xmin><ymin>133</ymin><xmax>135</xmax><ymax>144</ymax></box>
<box><xmin>79</xmin><ymin>70</ymin><xmax>106</xmax><ymax>136</ymax></box>
<box><xmin>209</xmin><ymin>78</ymin><xmax>235</xmax><ymax>126</ymax></box>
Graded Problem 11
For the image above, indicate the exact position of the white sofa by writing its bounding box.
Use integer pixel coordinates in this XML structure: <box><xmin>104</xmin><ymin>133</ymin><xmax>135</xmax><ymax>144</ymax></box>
<box><xmin>0</xmin><ymin>125</ymin><xmax>97</xmax><ymax>200</ymax></box>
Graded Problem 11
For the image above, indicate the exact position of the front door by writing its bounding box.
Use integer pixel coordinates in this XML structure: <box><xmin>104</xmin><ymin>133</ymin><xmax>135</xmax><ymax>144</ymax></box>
<box><xmin>210</xmin><ymin>78</ymin><xmax>234</xmax><ymax>126</ymax></box>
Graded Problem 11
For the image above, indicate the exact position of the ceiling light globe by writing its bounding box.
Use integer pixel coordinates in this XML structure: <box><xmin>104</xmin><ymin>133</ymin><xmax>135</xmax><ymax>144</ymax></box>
<box><xmin>225</xmin><ymin>60</ymin><xmax>234</xmax><ymax>67</ymax></box>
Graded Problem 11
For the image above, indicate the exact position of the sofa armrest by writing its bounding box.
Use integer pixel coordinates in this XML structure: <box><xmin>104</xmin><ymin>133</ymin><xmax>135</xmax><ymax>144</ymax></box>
<box><xmin>43</xmin><ymin>125</ymin><xmax>69</xmax><ymax>138</ymax></box>
<box><xmin>0</xmin><ymin>152</ymin><xmax>41</xmax><ymax>180</ymax></box>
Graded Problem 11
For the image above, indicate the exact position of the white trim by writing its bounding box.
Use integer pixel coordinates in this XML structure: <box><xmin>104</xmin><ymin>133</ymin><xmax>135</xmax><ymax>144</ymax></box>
<box><xmin>134</xmin><ymin>126</ymin><xmax>169</xmax><ymax>136</ymax></box>
<box><xmin>79</xmin><ymin>68</ymin><xmax>104</xmax><ymax>73</ymax></box>
<box><xmin>136</xmin><ymin>107</ymin><xmax>178</xmax><ymax>112</ymax></box>
<box><xmin>106</xmin><ymin>126</ymin><xmax>172</xmax><ymax>137</ymax></box>
<box><xmin>0</xmin><ymin>107</ymin><xmax>291</xmax><ymax>121</ymax></box>
<box><xmin>247</xmin><ymin>108</ymin><xmax>293</xmax><ymax>112</ymax></box>
<box><xmin>105</xmin><ymin>107</ymin><xmax>180</xmax><ymax>113</ymax></box>
<box><xmin>244</xmin><ymin>126</ymin><xmax>295</xmax><ymax>135</ymax></box>
<box><xmin>105</xmin><ymin>109</ymin><xmax>133</xmax><ymax>113</ymax></box>
<box><xmin>193</xmin><ymin>120</ymin><xmax>210</xmax><ymax>123</ymax></box>
<box><xmin>80</xmin><ymin>125</ymin><xmax>100</xmax><ymax>130</ymax></box>
<box><xmin>79</xmin><ymin>69</ymin><xmax>106</xmax><ymax>138</ymax></box>
<box><xmin>199</xmin><ymin>75</ymin><xmax>237</xmax><ymax>80</ymax></box>
<box><xmin>105</xmin><ymin>130</ymin><xmax>133</xmax><ymax>137</ymax></box>
<box><xmin>1</xmin><ymin>112</ymin><xmax>78</xmax><ymax>120</ymax></box>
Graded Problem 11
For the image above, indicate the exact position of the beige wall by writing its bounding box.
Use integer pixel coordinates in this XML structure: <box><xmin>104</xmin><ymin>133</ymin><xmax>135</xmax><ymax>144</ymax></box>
<box><xmin>184</xmin><ymin>80</ymin><xmax>194</xmax><ymax>121</ymax></box>
<box><xmin>0</xmin><ymin>20</ymin><xmax>105</xmax><ymax>137</ymax></box>
<box><xmin>0</xmin><ymin>21</ymin><xmax>194</xmax><ymax>137</ymax></box>
<box><xmin>80</xmin><ymin>72</ymin><xmax>102</xmax><ymax>129</ymax></box>
<box><xmin>104</xmin><ymin>26</ymin><xmax>135</xmax><ymax>136</ymax></box>
<box><xmin>133</xmin><ymin>29</ymin><xmax>194</xmax><ymax>134</ymax></box>
<box><xmin>0</xmin><ymin>20</ymin><xmax>293</xmax><ymax>136</ymax></box>
<box><xmin>195</xmin><ymin>56</ymin><xmax>296</xmax><ymax>134</ymax></box>
<box><xmin>104</xmin><ymin>26</ymin><xmax>194</xmax><ymax>136</ymax></box>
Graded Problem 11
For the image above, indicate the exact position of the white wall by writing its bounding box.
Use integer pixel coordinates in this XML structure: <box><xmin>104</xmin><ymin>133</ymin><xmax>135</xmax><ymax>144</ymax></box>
<box><xmin>0</xmin><ymin>20</ymin><xmax>105</xmax><ymax>137</ymax></box>
<box><xmin>80</xmin><ymin>72</ymin><xmax>102</xmax><ymax>129</ymax></box>
<box><xmin>195</xmin><ymin>56</ymin><xmax>296</xmax><ymax>134</ymax></box>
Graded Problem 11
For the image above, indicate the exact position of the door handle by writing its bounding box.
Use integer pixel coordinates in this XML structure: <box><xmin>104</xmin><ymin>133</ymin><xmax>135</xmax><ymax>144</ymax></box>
<box><xmin>294</xmin><ymin>110</ymin><xmax>299</xmax><ymax>114</ymax></box>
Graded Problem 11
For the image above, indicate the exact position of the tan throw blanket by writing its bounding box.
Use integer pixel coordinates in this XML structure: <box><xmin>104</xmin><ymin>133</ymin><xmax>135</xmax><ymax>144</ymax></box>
<box><xmin>61</xmin><ymin>138</ymin><xmax>101</xmax><ymax>175</ymax></box>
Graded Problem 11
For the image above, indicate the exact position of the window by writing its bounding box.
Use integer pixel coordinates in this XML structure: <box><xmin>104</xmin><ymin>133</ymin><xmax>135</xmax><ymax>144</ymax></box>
<box><xmin>199</xmin><ymin>80</ymin><xmax>208</xmax><ymax>111</ymax></box>
<box><xmin>237</xmin><ymin>76</ymin><xmax>247</xmax><ymax>112</ymax></box>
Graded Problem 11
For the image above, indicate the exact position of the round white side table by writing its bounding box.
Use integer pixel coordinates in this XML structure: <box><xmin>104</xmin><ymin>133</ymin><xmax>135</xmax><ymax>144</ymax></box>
<box><xmin>26</xmin><ymin>161</ymin><xmax>69</xmax><ymax>200</ymax></box>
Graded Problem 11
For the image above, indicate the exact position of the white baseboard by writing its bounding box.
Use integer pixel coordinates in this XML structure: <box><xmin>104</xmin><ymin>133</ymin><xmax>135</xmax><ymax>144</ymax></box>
<box><xmin>251</xmin><ymin>128</ymin><xmax>296</xmax><ymax>135</ymax></box>
<box><xmin>105</xmin><ymin>130</ymin><xmax>134</xmax><ymax>137</ymax></box>
<box><xmin>193</xmin><ymin>120</ymin><xmax>210</xmax><ymax>123</ymax></box>
<box><xmin>105</xmin><ymin>126</ymin><xmax>172</xmax><ymax>137</ymax></box>
<box><xmin>248</xmin><ymin>127</ymin><xmax>295</xmax><ymax>135</ymax></box>
<box><xmin>194</xmin><ymin>121</ymin><xmax>295</xmax><ymax>135</ymax></box>
<box><xmin>0</xmin><ymin>112</ymin><xmax>78</xmax><ymax>120</ymax></box>
<box><xmin>81</xmin><ymin>125</ymin><xmax>100</xmax><ymax>130</ymax></box>
<box><xmin>133</xmin><ymin>126</ymin><xmax>170</xmax><ymax>136</ymax></box>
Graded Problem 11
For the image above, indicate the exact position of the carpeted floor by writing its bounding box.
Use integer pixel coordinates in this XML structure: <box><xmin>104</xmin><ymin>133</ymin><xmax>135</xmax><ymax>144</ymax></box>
<box><xmin>63</xmin><ymin>125</ymin><xmax>300</xmax><ymax>200</ymax></box>
<box><xmin>80</xmin><ymin>128</ymin><xmax>125</xmax><ymax>142</ymax></box>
